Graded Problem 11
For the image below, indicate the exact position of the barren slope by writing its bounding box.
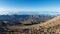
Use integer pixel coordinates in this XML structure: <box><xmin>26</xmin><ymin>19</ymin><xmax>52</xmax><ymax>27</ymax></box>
<box><xmin>2</xmin><ymin>16</ymin><xmax>60</xmax><ymax>34</ymax></box>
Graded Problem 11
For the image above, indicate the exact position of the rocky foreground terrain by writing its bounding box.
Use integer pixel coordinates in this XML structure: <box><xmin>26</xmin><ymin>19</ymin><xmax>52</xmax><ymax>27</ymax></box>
<box><xmin>1</xmin><ymin>16</ymin><xmax>60</xmax><ymax>34</ymax></box>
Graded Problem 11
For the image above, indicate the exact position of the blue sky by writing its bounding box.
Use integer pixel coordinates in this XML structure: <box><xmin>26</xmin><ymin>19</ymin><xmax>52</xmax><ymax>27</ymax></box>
<box><xmin>0</xmin><ymin>0</ymin><xmax>60</xmax><ymax>15</ymax></box>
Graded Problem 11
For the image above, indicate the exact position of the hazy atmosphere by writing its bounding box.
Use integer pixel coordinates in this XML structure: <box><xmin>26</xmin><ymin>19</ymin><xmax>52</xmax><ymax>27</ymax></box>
<box><xmin>1</xmin><ymin>0</ymin><xmax>60</xmax><ymax>34</ymax></box>
<box><xmin>0</xmin><ymin>0</ymin><xmax>60</xmax><ymax>15</ymax></box>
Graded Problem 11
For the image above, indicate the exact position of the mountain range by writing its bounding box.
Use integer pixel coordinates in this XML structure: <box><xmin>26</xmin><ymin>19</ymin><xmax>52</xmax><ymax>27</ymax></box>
<box><xmin>0</xmin><ymin>14</ymin><xmax>56</xmax><ymax>27</ymax></box>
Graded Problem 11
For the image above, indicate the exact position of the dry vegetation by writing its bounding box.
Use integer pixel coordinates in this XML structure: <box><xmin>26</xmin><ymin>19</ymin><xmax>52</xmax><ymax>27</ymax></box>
<box><xmin>1</xmin><ymin>16</ymin><xmax>60</xmax><ymax>34</ymax></box>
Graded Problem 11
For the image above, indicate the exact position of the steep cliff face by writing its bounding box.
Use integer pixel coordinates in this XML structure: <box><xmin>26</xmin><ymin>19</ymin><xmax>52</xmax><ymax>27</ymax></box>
<box><xmin>1</xmin><ymin>16</ymin><xmax>60</xmax><ymax>34</ymax></box>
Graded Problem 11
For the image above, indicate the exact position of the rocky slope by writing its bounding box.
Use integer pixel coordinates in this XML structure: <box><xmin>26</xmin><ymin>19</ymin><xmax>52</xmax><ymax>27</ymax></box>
<box><xmin>1</xmin><ymin>16</ymin><xmax>60</xmax><ymax>34</ymax></box>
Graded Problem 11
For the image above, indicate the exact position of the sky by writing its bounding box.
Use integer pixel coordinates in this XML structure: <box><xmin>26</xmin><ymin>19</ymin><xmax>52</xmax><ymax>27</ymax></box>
<box><xmin>0</xmin><ymin>0</ymin><xmax>60</xmax><ymax>15</ymax></box>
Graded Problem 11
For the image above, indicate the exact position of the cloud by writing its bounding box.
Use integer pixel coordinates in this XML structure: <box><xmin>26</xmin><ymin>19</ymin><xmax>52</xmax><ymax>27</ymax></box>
<box><xmin>0</xmin><ymin>7</ymin><xmax>60</xmax><ymax>15</ymax></box>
